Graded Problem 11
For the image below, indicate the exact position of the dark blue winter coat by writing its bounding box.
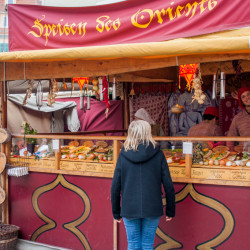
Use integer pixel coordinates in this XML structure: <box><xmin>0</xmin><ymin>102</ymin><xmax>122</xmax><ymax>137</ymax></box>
<box><xmin>111</xmin><ymin>142</ymin><xmax>175</xmax><ymax>220</ymax></box>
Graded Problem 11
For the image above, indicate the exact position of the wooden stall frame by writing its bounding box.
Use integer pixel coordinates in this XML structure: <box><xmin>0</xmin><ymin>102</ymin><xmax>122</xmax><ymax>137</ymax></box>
<box><xmin>6</xmin><ymin>134</ymin><xmax>250</xmax><ymax>250</ymax></box>
<box><xmin>1</xmin><ymin>80</ymin><xmax>9</xmax><ymax>224</ymax></box>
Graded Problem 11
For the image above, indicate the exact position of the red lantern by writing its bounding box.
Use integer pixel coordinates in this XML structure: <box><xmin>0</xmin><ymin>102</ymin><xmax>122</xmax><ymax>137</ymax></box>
<box><xmin>72</xmin><ymin>77</ymin><xmax>89</xmax><ymax>92</ymax></box>
<box><xmin>179</xmin><ymin>64</ymin><xmax>198</xmax><ymax>90</ymax></box>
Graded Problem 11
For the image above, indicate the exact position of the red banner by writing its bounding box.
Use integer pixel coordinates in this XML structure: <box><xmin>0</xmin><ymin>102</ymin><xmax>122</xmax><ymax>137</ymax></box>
<box><xmin>8</xmin><ymin>0</ymin><xmax>250</xmax><ymax>51</ymax></box>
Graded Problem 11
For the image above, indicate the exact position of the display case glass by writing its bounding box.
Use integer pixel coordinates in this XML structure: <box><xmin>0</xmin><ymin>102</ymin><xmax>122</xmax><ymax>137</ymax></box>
<box><xmin>8</xmin><ymin>135</ymin><xmax>250</xmax><ymax>186</ymax></box>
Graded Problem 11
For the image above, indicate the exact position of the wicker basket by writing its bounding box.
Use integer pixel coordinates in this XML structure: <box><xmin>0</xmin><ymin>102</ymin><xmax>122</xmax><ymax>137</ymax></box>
<box><xmin>0</xmin><ymin>224</ymin><xmax>19</xmax><ymax>250</ymax></box>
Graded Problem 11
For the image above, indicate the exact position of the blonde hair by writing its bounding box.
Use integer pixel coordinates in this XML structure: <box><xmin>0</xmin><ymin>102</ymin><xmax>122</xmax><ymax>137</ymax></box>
<box><xmin>124</xmin><ymin>120</ymin><xmax>157</xmax><ymax>151</ymax></box>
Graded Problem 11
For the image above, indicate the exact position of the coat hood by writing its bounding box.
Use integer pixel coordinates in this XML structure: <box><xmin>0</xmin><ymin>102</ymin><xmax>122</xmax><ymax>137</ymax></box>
<box><xmin>121</xmin><ymin>143</ymin><xmax>160</xmax><ymax>163</ymax></box>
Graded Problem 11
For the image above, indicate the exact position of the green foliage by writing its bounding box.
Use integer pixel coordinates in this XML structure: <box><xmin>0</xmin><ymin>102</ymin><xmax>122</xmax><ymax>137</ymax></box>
<box><xmin>21</xmin><ymin>121</ymin><xmax>37</xmax><ymax>144</ymax></box>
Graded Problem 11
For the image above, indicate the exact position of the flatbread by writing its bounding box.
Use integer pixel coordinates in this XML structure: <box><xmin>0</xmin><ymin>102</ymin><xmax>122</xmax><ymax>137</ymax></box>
<box><xmin>69</xmin><ymin>140</ymin><xmax>79</xmax><ymax>147</ymax></box>
<box><xmin>212</xmin><ymin>146</ymin><xmax>230</xmax><ymax>153</ymax></box>
<box><xmin>96</xmin><ymin>141</ymin><xmax>108</xmax><ymax>148</ymax></box>
<box><xmin>83</xmin><ymin>141</ymin><xmax>94</xmax><ymax>148</ymax></box>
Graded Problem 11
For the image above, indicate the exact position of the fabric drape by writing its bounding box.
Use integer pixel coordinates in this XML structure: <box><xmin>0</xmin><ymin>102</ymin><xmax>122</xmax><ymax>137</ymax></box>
<box><xmin>129</xmin><ymin>93</ymin><xmax>168</xmax><ymax>135</ymax></box>
<box><xmin>56</xmin><ymin>97</ymin><xmax>124</xmax><ymax>135</ymax></box>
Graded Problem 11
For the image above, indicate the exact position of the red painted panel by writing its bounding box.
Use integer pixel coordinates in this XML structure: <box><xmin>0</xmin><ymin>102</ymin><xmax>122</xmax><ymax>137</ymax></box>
<box><xmin>9</xmin><ymin>174</ymin><xmax>250</xmax><ymax>250</ymax></box>
<box><xmin>9</xmin><ymin>173</ymin><xmax>113</xmax><ymax>250</ymax></box>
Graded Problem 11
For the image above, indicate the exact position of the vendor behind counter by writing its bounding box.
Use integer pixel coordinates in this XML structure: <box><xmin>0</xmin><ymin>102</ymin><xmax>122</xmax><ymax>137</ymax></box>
<box><xmin>188</xmin><ymin>107</ymin><xmax>223</xmax><ymax>137</ymax></box>
<box><xmin>227</xmin><ymin>87</ymin><xmax>250</xmax><ymax>151</ymax></box>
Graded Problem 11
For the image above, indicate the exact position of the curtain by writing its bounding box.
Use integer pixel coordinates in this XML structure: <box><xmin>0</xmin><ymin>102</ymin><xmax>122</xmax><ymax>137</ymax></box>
<box><xmin>219</xmin><ymin>96</ymin><xmax>241</xmax><ymax>135</ymax></box>
<box><xmin>56</xmin><ymin>97</ymin><xmax>124</xmax><ymax>135</ymax></box>
<box><xmin>129</xmin><ymin>93</ymin><xmax>168</xmax><ymax>135</ymax></box>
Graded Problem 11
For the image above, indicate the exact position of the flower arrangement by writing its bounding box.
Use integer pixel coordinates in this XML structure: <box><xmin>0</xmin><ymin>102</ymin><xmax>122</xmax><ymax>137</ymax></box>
<box><xmin>21</xmin><ymin>121</ymin><xmax>37</xmax><ymax>144</ymax></box>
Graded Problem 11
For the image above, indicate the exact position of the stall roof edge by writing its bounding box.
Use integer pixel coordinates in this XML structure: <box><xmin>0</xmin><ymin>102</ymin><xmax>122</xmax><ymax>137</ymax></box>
<box><xmin>1</xmin><ymin>28</ymin><xmax>250</xmax><ymax>63</ymax></box>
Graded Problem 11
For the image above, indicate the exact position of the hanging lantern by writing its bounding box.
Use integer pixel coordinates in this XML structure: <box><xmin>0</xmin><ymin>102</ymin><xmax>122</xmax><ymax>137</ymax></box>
<box><xmin>212</xmin><ymin>68</ymin><xmax>226</xmax><ymax>100</ymax></box>
<box><xmin>80</xmin><ymin>92</ymin><xmax>85</xmax><ymax>111</ymax></box>
<box><xmin>129</xmin><ymin>82</ymin><xmax>136</xmax><ymax>96</ymax></box>
<box><xmin>99</xmin><ymin>77</ymin><xmax>103</xmax><ymax>101</ymax></box>
<box><xmin>212</xmin><ymin>74</ymin><xmax>217</xmax><ymax>100</ymax></box>
<box><xmin>179</xmin><ymin>64</ymin><xmax>199</xmax><ymax>90</ymax></box>
<box><xmin>63</xmin><ymin>78</ymin><xmax>68</xmax><ymax>90</ymax></box>
<box><xmin>86</xmin><ymin>92</ymin><xmax>91</xmax><ymax>110</ymax></box>
<box><xmin>36</xmin><ymin>81</ymin><xmax>43</xmax><ymax>110</ymax></box>
<box><xmin>72</xmin><ymin>77</ymin><xmax>89</xmax><ymax>92</ymax></box>
<box><xmin>92</xmin><ymin>78</ymin><xmax>99</xmax><ymax>93</ymax></box>
<box><xmin>112</xmin><ymin>77</ymin><xmax>116</xmax><ymax>100</ymax></box>
<box><xmin>220</xmin><ymin>72</ymin><xmax>226</xmax><ymax>99</ymax></box>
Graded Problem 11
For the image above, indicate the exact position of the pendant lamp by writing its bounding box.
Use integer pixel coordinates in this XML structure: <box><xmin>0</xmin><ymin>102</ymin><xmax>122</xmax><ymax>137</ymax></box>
<box><xmin>86</xmin><ymin>92</ymin><xmax>91</xmax><ymax>110</ymax></box>
<box><xmin>36</xmin><ymin>81</ymin><xmax>43</xmax><ymax>110</ymax></box>
<box><xmin>99</xmin><ymin>77</ymin><xmax>103</xmax><ymax>101</ymax></box>
<box><xmin>220</xmin><ymin>72</ymin><xmax>226</xmax><ymax>99</ymax></box>
<box><xmin>112</xmin><ymin>77</ymin><xmax>116</xmax><ymax>100</ymax></box>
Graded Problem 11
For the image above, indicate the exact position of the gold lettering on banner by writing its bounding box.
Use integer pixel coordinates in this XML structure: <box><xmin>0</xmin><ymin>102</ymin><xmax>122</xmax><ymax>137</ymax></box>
<box><xmin>131</xmin><ymin>9</ymin><xmax>154</xmax><ymax>28</ymax></box>
<box><xmin>153</xmin><ymin>9</ymin><xmax>165</xmax><ymax>24</ymax></box>
<box><xmin>208</xmin><ymin>0</ymin><xmax>218</xmax><ymax>10</ymax></box>
<box><xmin>27</xmin><ymin>0</ymin><xmax>218</xmax><ymax>46</ymax></box>
<box><xmin>176</xmin><ymin>6</ymin><xmax>185</xmax><ymax>18</ymax></box>
<box><xmin>131</xmin><ymin>0</ymin><xmax>218</xmax><ymax>28</ymax></box>
<box><xmin>199</xmin><ymin>0</ymin><xmax>208</xmax><ymax>14</ymax></box>
<box><xmin>96</xmin><ymin>16</ymin><xmax>121</xmax><ymax>33</ymax></box>
<box><xmin>28</xmin><ymin>15</ymin><xmax>87</xmax><ymax>46</ymax></box>
<box><xmin>185</xmin><ymin>2</ymin><xmax>199</xmax><ymax>18</ymax></box>
<box><xmin>28</xmin><ymin>16</ymin><xmax>45</xmax><ymax>37</ymax></box>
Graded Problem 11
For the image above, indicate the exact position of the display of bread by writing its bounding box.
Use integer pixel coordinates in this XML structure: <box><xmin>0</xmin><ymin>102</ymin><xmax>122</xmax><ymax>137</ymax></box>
<box><xmin>61</xmin><ymin>140</ymin><xmax>113</xmax><ymax>162</ymax></box>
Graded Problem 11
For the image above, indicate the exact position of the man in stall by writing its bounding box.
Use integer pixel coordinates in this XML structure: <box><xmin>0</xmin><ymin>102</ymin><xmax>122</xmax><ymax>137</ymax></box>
<box><xmin>227</xmin><ymin>86</ymin><xmax>250</xmax><ymax>151</ymax></box>
<box><xmin>188</xmin><ymin>107</ymin><xmax>223</xmax><ymax>137</ymax></box>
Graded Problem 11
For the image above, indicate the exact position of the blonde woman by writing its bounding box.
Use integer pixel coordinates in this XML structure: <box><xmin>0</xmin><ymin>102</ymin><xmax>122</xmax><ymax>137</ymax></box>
<box><xmin>111</xmin><ymin>120</ymin><xmax>175</xmax><ymax>250</ymax></box>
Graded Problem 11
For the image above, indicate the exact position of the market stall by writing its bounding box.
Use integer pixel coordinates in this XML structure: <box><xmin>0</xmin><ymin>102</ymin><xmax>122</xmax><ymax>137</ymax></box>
<box><xmin>0</xmin><ymin>1</ymin><xmax>250</xmax><ymax>249</ymax></box>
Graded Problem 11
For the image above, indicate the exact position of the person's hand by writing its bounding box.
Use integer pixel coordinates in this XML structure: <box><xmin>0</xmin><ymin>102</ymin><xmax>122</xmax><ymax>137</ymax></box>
<box><xmin>115</xmin><ymin>219</ymin><xmax>122</xmax><ymax>223</ymax></box>
<box><xmin>166</xmin><ymin>216</ymin><xmax>172</xmax><ymax>222</ymax></box>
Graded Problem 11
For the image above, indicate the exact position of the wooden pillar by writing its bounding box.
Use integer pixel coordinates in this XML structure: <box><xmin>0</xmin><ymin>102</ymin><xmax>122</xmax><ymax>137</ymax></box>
<box><xmin>113</xmin><ymin>140</ymin><xmax>120</xmax><ymax>170</ymax></box>
<box><xmin>185</xmin><ymin>154</ymin><xmax>192</xmax><ymax>179</ymax></box>
<box><xmin>123</xmin><ymin>82</ymin><xmax>130</xmax><ymax>133</ymax></box>
<box><xmin>113</xmin><ymin>220</ymin><xmax>118</xmax><ymax>250</ymax></box>
<box><xmin>54</xmin><ymin>139</ymin><xmax>61</xmax><ymax>170</ymax></box>
<box><xmin>1</xmin><ymin>80</ymin><xmax>9</xmax><ymax>224</ymax></box>
<box><xmin>112</xmin><ymin>139</ymin><xmax>121</xmax><ymax>250</ymax></box>
<box><xmin>1</xmin><ymin>81</ymin><xmax>7</xmax><ymax>128</ymax></box>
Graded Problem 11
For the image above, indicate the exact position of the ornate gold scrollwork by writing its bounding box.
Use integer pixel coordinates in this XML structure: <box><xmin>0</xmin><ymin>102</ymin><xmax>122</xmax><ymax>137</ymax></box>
<box><xmin>31</xmin><ymin>174</ymin><xmax>91</xmax><ymax>250</ymax></box>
